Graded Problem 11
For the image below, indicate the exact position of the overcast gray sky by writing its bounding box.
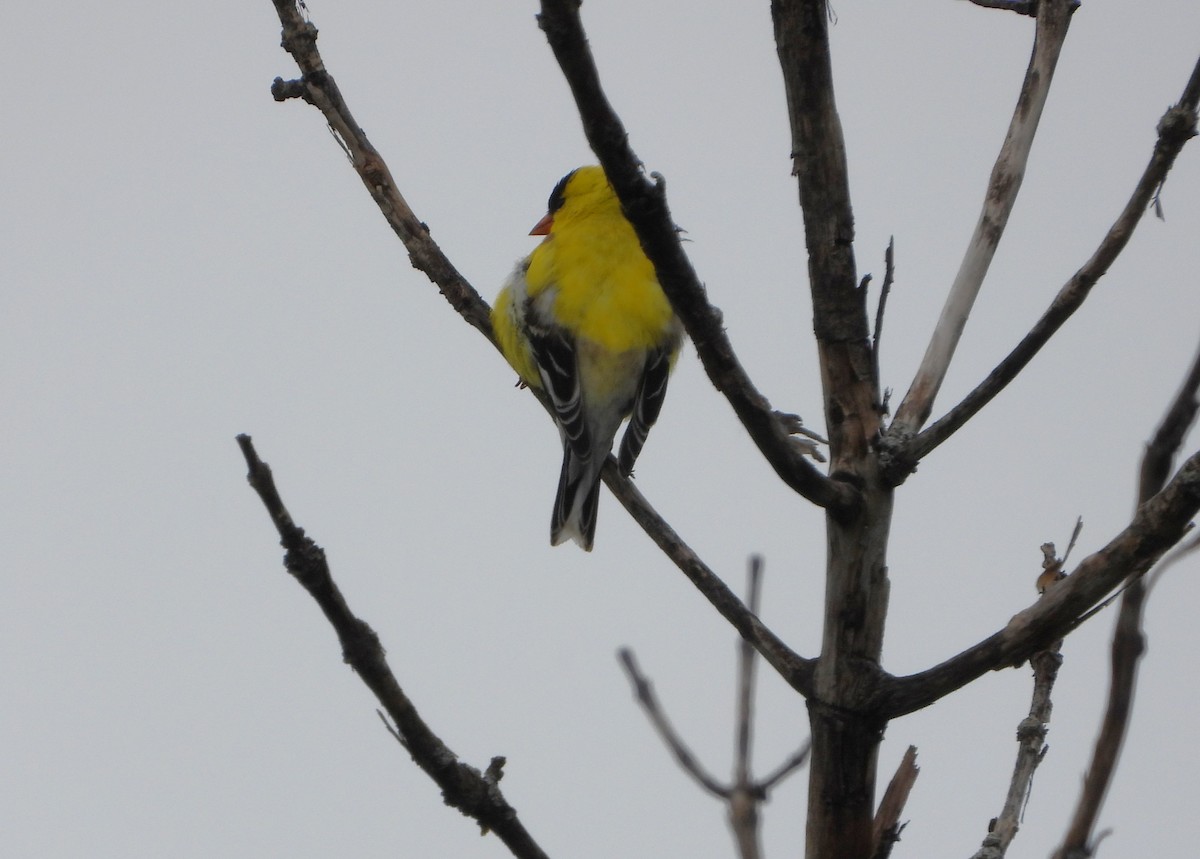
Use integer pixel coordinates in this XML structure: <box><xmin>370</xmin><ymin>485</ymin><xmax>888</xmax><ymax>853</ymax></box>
<box><xmin>4</xmin><ymin>1</ymin><xmax>1199</xmax><ymax>857</ymax></box>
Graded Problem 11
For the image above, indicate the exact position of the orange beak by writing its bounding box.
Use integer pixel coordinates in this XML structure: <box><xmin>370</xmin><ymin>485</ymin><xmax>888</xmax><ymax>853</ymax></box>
<box><xmin>529</xmin><ymin>212</ymin><xmax>553</xmax><ymax>236</ymax></box>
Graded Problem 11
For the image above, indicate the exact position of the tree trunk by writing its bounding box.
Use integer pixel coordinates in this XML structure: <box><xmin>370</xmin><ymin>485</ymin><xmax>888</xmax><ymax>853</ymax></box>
<box><xmin>809</xmin><ymin>339</ymin><xmax>891</xmax><ymax>859</ymax></box>
<box><xmin>770</xmin><ymin>2</ymin><xmax>894</xmax><ymax>851</ymax></box>
<box><xmin>808</xmin><ymin>481</ymin><xmax>892</xmax><ymax>859</ymax></box>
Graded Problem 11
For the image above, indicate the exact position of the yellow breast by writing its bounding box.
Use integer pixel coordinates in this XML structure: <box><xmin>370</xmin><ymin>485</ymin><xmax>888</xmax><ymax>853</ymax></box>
<box><xmin>525</xmin><ymin>213</ymin><xmax>675</xmax><ymax>354</ymax></box>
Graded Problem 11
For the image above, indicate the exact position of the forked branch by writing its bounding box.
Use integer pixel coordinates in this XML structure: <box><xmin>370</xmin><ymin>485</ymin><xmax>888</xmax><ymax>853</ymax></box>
<box><xmin>617</xmin><ymin>560</ymin><xmax>810</xmax><ymax>859</ymax></box>
<box><xmin>891</xmin><ymin>0</ymin><xmax>1075</xmax><ymax>439</ymax></box>
<box><xmin>899</xmin><ymin>57</ymin><xmax>1200</xmax><ymax>469</ymax></box>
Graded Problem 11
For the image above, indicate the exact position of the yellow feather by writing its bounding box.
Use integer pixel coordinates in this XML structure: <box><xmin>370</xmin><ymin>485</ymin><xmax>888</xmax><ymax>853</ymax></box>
<box><xmin>492</xmin><ymin>279</ymin><xmax>540</xmax><ymax>387</ymax></box>
<box><xmin>524</xmin><ymin>167</ymin><xmax>676</xmax><ymax>354</ymax></box>
<box><xmin>492</xmin><ymin>165</ymin><xmax>683</xmax><ymax>550</ymax></box>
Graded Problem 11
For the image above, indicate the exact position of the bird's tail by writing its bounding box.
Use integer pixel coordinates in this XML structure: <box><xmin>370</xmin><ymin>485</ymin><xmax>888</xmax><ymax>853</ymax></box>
<box><xmin>550</xmin><ymin>448</ymin><xmax>603</xmax><ymax>551</ymax></box>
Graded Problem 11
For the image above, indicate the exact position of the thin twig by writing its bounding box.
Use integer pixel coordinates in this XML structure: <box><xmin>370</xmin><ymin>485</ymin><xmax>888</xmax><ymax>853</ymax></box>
<box><xmin>1050</xmin><ymin>580</ymin><xmax>1144</xmax><ymax>859</ymax></box>
<box><xmin>617</xmin><ymin>558</ymin><xmax>810</xmax><ymax>859</ymax></box>
<box><xmin>897</xmin><ymin>56</ymin><xmax>1200</xmax><ymax>471</ymax></box>
<box><xmin>1037</xmin><ymin>520</ymin><xmax>1080</xmax><ymax>594</ymax></box>
<box><xmin>617</xmin><ymin>649</ymin><xmax>730</xmax><ymax>799</ymax></box>
<box><xmin>972</xmin><ymin>538</ymin><xmax>1070</xmax><ymax>859</ymax></box>
<box><xmin>973</xmin><ymin>650</ymin><xmax>1060</xmax><ymax>859</ymax></box>
<box><xmin>536</xmin><ymin>0</ymin><xmax>857</xmax><ymax>516</ymax></box>
<box><xmin>236</xmin><ymin>434</ymin><xmax>550</xmax><ymax>859</ymax></box>
<box><xmin>603</xmin><ymin>465</ymin><xmax>815</xmax><ymax>697</ymax></box>
<box><xmin>1061</xmin><ymin>516</ymin><xmax>1084</xmax><ymax>566</ymax></box>
<box><xmin>892</xmin><ymin>0</ymin><xmax>1075</xmax><ymax>437</ymax></box>
<box><xmin>872</xmin><ymin>237</ymin><xmax>896</xmax><ymax>414</ymax></box>
<box><xmin>267</xmin><ymin>0</ymin><xmax>491</xmax><ymax>339</ymax></box>
<box><xmin>757</xmin><ymin>743</ymin><xmax>812</xmax><ymax>793</ymax></box>
<box><xmin>730</xmin><ymin>558</ymin><xmax>765</xmax><ymax>859</ymax></box>
<box><xmin>1140</xmin><ymin>339</ymin><xmax>1200</xmax><ymax>503</ymax></box>
<box><xmin>735</xmin><ymin>557</ymin><xmax>764</xmax><ymax>787</ymax></box>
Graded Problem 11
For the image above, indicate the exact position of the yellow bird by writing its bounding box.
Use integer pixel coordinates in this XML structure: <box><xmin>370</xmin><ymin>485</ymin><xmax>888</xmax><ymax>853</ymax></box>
<box><xmin>493</xmin><ymin>166</ymin><xmax>683</xmax><ymax>550</ymax></box>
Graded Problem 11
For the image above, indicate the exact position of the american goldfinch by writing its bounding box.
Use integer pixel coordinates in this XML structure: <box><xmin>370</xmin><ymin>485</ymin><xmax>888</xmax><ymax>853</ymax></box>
<box><xmin>493</xmin><ymin>166</ymin><xmax>683</xmax><ymax>551</ymax></box>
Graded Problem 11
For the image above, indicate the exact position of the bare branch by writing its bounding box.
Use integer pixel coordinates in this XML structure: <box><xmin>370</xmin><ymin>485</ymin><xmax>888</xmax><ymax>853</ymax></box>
<box><xmin>898</xmin><ymin>55</ymin><xmax>1200</xmax><ymax>469</ymax></box>
<box><xmin>1050</xmin><ymin>581</ymin><xmax>1145</xmax><ymax>859</ymax></box>
<box><xmin>871</xmin><ymin>238</ymin><xmax>896</xmax><ymax>414</ymax></box>
<box><xmin>972</xmin><ymin>538</ymin><xmax>1067</xmax><ymax>859</ymax></box>
<box><xmin>872</xmin><ymin>746</ymin><xmax>919</xmax><ymax>859</ymax></box>
<box><xmin>1140</xmin><ymin>339</ymin><xmax>1200</xmax><ymax>503</ymax></box>
<box><xmin>618</xmin><ymin>560</ymin><xmax>810</xmax><ymax>859</ymax></box>
<box><xmin>772</xmin><ymin>0</ymin><xmax>876</xmax><ymax>475</ymax></box>
<box><xmin>735</xmin><ymin>558</ymin><xmax>765</xmax><ymax>788</ymax></box>
<box><xmin>1061</xmin><ymin>516</ymin><xmax>1084</xmax><ymax>566</ymax></box>
<box><xmin>617</xmin><ymin>649</ymin><xmax>730</xmax><ymax>799</ymax></box>
<box><xmin>536</xmin><ymin>0</ymin><xmax>857</xmax><ymax>516</ymax></box>
<box><xmin>604</xmin><ymin>466</ymin><xmax>815</xmax><ymax>697</ymax></box>
<box><xmin>267</xmin><ymin>0</ymin><xmax>491</xmax><ymax>339</ymax></box>
<box><xmin>756</xmin><ymin>742</ymin><xmax>812</xmax><ymax>794</ymax></box>
<box><xmin>235</xmin><ymin>435</ymin><xmax>550</xmax><ymax>859</ymax></box>
<box><xmin>891</xmin><ymin>0</ymin><xmax>1075</xmax><ymax>437</ymax></box>
<box><xmin>972</xmin><ymin>652</ymin><xmax>1060</xmax><ymax>859</ymax></box>
<box><xmin>731</xmin><ymin>558</ymin><xmax>765</xmax><ymax>859</ymax></box>
<box><xmin>883</xmin><ymin>448</ymin><xmax>1200</xmax><ymax>716</ymax></box>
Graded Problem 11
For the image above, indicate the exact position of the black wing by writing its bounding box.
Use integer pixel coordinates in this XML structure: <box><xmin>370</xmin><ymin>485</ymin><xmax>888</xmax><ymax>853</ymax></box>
<box><xmin>525</xmin><ymin>321</ymin><xmax>591</xmax><ymax>461</ymax></box>
<box><xmin>617</xmin><ymin>346</ymin><xmax>673</xmax><ymax>477</ymax></box>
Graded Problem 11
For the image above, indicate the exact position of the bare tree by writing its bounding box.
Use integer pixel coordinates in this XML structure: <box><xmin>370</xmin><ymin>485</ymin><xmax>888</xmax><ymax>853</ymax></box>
<box><xmin>247</xmin><ymin>2</ymin><xmax>1200</xmax><ymax>857</ymax></box>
